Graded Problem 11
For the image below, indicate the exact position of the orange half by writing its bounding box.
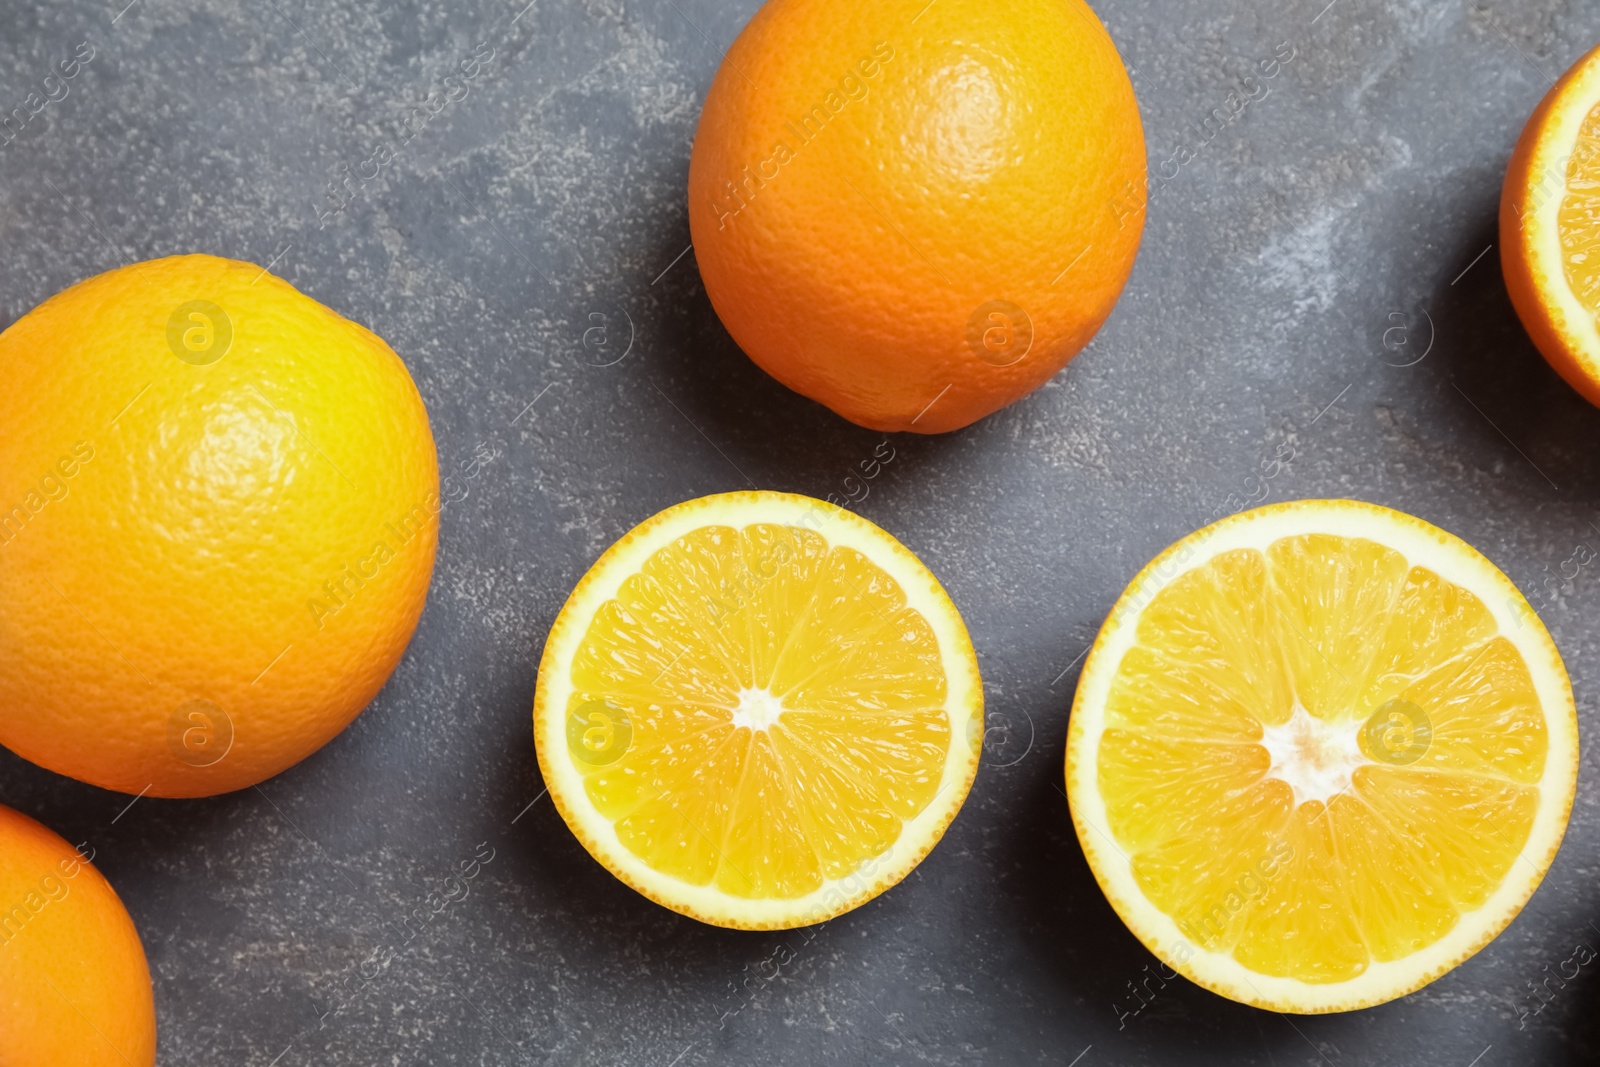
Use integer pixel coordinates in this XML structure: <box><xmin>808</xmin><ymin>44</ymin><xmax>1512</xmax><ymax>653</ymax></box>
<box><xmin>1503</xmin><ymin>41</ymin><xmax>1600</xmax><ymax>404</ymax></box>
<box><xmin>1067</xmin><ymin>500</ymin><xmax>1577</xmax><ymax>1012</ymax></box>
<box><xmin>533</xmin><ymin>492</ymin><xmax>982</xmax><ymax>928</ymax></box>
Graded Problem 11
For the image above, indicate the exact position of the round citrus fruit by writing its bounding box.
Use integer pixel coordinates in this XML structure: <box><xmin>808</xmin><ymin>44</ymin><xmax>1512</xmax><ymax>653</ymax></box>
<box><xmin>1503</xmin><ymin>41</ymin><xmax>1600</xmax><ymax>404</ymax></box>
<box><xmin>533</xmin><ymin>491</ymin><xmax>982</xmax><ymax>928</ymax></box>
<box><xmin>687</xmin><ymin>0</ymin><xmax>1145</xmax><ymax>434</ymax></box>
<box><xmin>1066</xmin><ymin>499</ymin><xmax>1577</xmax><ymax>1012</ymax></box>
<box><xmin>0</xmin><ymin>804</ymin><xmax>155</xmax><ymax>1067</ymax></box>
<box><xmin>0</xmin><ymin>254</ymin><xmax>438</xmax><ymax>798</ymax></box>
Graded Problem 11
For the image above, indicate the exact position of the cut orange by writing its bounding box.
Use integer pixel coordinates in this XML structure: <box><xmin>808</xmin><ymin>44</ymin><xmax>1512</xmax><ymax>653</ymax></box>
<box><xmin>533</xmin><ymin>492</ymin><xmax>982</xmax><ymax>928</ymax></box>
<box><xmin>1503</xmin><ymin>41</ymin><xmax>1600</xmax><ymax>405</ymax></box>
<box><xmin>1066</xmin><ymin>500</ymin><xmax>1577</xmax><ymax>1012</ymax></box>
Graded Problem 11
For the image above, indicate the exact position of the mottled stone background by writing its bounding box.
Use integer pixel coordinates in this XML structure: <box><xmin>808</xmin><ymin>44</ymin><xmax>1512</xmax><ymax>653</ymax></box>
<box><xmin>2</xmin><ymin>0</ymin><xmax>1599</xmax><ymax>1063</ymax></box>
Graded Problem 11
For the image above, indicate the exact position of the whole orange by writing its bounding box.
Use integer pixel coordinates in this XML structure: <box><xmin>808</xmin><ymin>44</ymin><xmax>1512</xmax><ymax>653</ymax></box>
<box><xmin>0</xmin><ymin>804</ymin><xmax>155</xmax><ymax>1066</ymax></box>
<box><xmin>0</xmin><ymin>255</ymin><xmax>438</xmax><ymax>797</ymax></box>
<box><xmin>687</xmin><ymin>0</ymin><xmax>1145</xmax><ymax>434</ymax></box>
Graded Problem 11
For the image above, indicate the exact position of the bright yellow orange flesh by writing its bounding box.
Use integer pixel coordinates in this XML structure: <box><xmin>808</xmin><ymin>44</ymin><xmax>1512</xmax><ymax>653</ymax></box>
<box><xmin>1556</xmin><ymin>101</ymin><xmax>1600</xmax><ymax>313</ymax></box>
<box><xmin>1103</xmin><ymin>536</ymin><xmax>1543</xmax><ymax>983</ymax></box>
<box><xmin>535</xmin><ymin>493</ymin><xmax>982</xmax><ymax>929</ymax></box>
<box><xmin>1068</xmin><ymin>501</ymin><xmax>1577</xmax><ymax>1012</ymax></box>
<box><xmin>1503</xmin><ymin>41</ymin><xmax>1600</xmax><ymax>405</ymax></box>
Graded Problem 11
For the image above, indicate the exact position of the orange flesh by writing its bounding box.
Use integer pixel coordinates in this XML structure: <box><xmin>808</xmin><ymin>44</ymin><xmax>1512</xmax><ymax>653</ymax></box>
<box><xmin>1558</xmin><ymin>102</ymin><xmax>1600</xmax><ymax>312</ymax></box>
<box><xmin>1098</xmin><ymin>536</ymin><xmax>1545</xmax><ymax>983</ymax></box>
<box><xmin>566</xmin><ymin>524</ymin><xmax>950</xmax><ymax>899</ymax></box>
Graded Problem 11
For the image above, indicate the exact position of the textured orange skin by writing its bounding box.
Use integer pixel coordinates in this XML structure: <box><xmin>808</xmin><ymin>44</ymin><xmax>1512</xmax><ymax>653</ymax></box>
<box><xmin>0</xmin><ymin>255</ymin><xmax>438</xmax><ymax>797</ymax></box>
<box><xmin>1501</xmin><ymin>41</ymin><xmax>1600</xmax><ymax>407</ymax></box>
<box><xmin>688</xmin><ymin>0</ymin><xmax>1145</xmax><ymax>434</ymax></box>
<box><xmin>0</xmin><ymin>805</ymin><xmax>155</xmax><ymax>1067</ymax></box>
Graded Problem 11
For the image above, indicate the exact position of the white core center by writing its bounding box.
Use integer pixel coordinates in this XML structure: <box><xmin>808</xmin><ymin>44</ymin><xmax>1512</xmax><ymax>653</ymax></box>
<box><xmin>1259</xmin><ymin>703</ymin><xmax>1367</xmax><ymax>806</ymax></box>
<box><xmin>731</xmin><ymin>687</ymin><xmax>786</xmax><ymax>732</ymax></box>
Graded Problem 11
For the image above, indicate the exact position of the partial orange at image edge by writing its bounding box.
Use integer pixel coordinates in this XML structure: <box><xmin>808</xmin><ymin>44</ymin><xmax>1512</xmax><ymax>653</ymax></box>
<box><xmin>1501</xmin><ymin>39</ymin><xmax>1600</xmax><ymax>408</ymax></box>
<box><xmin>0</xmin><ymin>803</ymin><xmax>156</xmax><ymax>1067</ymax></box>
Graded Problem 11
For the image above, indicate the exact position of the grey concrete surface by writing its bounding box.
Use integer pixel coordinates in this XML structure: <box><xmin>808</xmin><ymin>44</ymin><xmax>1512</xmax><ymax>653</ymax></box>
<box><xmin>2</xmin><ymin>0</ymin><xmax>1599</xmax><ymax>1063</ymax></box>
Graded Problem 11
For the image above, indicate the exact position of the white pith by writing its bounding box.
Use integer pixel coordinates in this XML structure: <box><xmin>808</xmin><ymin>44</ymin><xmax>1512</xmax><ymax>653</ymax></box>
<box><xmin>731</xmin><ymin>687</ymin><xmax>787</xmax><ymax>732</ymax></box>
<box><xmin>1260</xmin><ymin>703</ymin><xmax>1366</xmax><ymax>806</ymax></box>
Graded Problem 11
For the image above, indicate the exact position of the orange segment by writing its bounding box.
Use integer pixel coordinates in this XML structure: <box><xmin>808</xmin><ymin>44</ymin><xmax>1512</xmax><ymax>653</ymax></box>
<box><xmin>1230</xmin><ymin>802</ymin><xmax>1367</xmax><ymax>984</ymax></box>
<box><xmin>1321</xmin><ymin>793</ymin><xmax>1458</xmax><ymax>964</ymax></box>
<box><xmin>1557</xmin><ymin>101</ymin><xmax>1600</xmax><ymax>313</ymax></box>
<box><xmin>1356</xmin><ymin>767</ymin><xmax>1539</xmax><ymax>913</ymax></box>
<box><xmin>1121</xmin><ymin>549</ymin><xmax>1293</xmax><ymax>734</ymax></box>
<box><xmin>1126</xmin><ymin>772</ymin><xmax>1293</xmax><ymax>952</ymax></box>
<box><xmin>1265</xmin><ymin>535</ymin><xmax>1408</xmax><ymax>720</ymax></box>
<box><xmin>1391</xmin><ymin>638</ymin><xmax>1547</xmax><ymax>783</ymax></box>
<box><xmin>1352</xmin><ymin>566</ymin><xmax>1498</xmax><ymax>721</ymax></box>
